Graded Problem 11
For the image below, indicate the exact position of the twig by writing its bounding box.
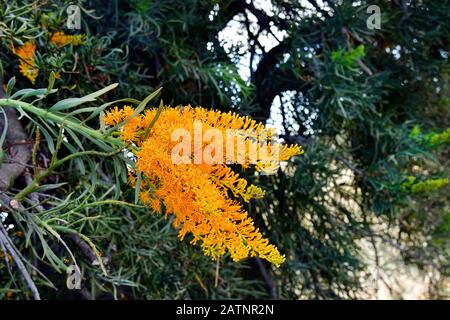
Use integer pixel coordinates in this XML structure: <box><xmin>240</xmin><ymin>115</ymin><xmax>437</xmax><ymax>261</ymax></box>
<box><xmin>335</xmin><ymin>154</ymin><xmax>364</xmax><ymax>177</ymax></box>
<box><xmin>69</xmin><ymin>234</ymin><xmax>104</xmax><ymax>267</ymax></box>
<box><xmin>23</xmin><ymin>168</ymin><xmax>45</xmax><ymax>213</ymax></box>
<box><xmin>15</xmin><ymin>149</ymin><xmax>120</xmax><ymax>201</ymax></box>
<box><xmin>214</xmin><ymin>257</ymin><xmax>220</xmax><ymax>288</ymax></box>
<box><xmin>369</xmin><ymin>233</ymin><xmax>381</xmax><ymax>298</ymax></box>
<box><xmin>0</xmin><ymin>223</ymin><xmax>40</xmax><ymax>300</ymax></box>
<box><xmin>69</xmin><ymin>234</ymin><xmax>97</xmax><ymax>263</ymax></box>
<box><xmin>356</xmin><ymin>59</ymin><xmax>373</xmax><ymax>76</ymax></box>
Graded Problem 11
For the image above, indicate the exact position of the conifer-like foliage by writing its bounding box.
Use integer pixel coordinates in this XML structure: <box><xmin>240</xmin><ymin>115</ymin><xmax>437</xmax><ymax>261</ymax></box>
<box><xmin>0</xmin><ymin>0</ymin><xmax>449</xmax><ymax>299</ymax></box>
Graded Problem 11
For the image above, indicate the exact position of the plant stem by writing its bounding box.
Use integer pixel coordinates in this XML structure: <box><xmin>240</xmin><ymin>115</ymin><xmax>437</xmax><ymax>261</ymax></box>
<box><xmin>0</xmin><ymin>98</ymin><xmax>123</xmax><ymax>147</ymax></box>
<box><xmin>15</xmin><ymin>150</ymin><xmax>120</xmax><ymax>201</ymax></box>
<box><xmin>0</xmin><ymin>98</ymin><xmax>126</xmax><ymax>201</ymax></box>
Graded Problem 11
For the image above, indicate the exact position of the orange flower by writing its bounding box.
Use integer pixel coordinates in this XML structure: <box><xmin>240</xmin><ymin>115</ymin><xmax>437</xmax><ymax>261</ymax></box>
<box><xmin>104</xmin><ymin>105</ymin><xmax>303</xmax><ymax>267</ymax></box>
<box><xmin>50</xmin><ymin>32</ymin><xmax>86</xmax><ymax>47</ymax></box>
<box><xmin>13</xmin><ymin>41</ymin><xmax>38</xmax><ymax>84</ymax></box>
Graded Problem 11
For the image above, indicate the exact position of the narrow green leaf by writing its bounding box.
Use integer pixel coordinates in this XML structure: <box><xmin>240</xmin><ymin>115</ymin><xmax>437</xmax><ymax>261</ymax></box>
<box><xmin>135</xmin><ymin>171</ymin><xmax>142</xmax><ymax>205</ymax></box>
<box><xmin>50</xmin><ymin>97</ymin><xmax>97</xmax><ymax>111</ymax></box>
<box><xmin>143</xmin><ymin>99</ymin><xmax>164</xmax><ymax>139</ymax></box>
<box><xmin>104</xmin><ymin>87</ymin><xmax>162</xmax><ymax>135</ymax></box>
<box><xmin>11</xmin><ymin>88</ymin><xmax>58</xmax><ymax>100</ymax></box>
<box><xmin>35</xmin><ymin>182</ymin><xmax>68</xmax><ymax>192</ymax></box>
<box><xmin>82</xmin><ymin>83</ymin><xmax>119</xmax><ymax>101</ymax></box>
<box><xmin>47</xmin><ymin>71</ymin><xmax>56</xmax><ymax>95</ymax></box>
<box><xmin>6</xmin><ymin>77</ymin><xmax>16</xmax><ymax>97</ymax></box>
<box><xmin>49</xmin><ymin>83</ymin><xmax>119</xmax><ymax>111</ymax></box>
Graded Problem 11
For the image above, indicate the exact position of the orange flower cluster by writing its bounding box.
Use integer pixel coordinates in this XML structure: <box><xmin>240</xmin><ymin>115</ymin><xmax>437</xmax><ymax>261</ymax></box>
<box><xmin>13</xmin><ymin>41</ymin><xmax>38</xmax><ymax>84</ymax></box>
<box><xmin>12</xmin><ymin>32</ymin><xmax>85</xmax><ymax>84</ymax></box>
<box><xmin>50</xmin><ymin>32</ymin><xmax>86</xmax><ymax>47</ymax></box>
<box><xmin>104</xmin><ymin>105</ymin><xmax>302</xmax><ymax>266</ymax></box>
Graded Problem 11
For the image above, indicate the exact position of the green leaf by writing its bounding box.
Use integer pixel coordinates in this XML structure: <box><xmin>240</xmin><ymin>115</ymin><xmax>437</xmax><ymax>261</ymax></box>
<box><xmin>6</xmin><ymin>77</ymin><xmax>16</xmax><ymax>97</ymax></box>
<box><xmin>47</xmin><ymin>71</ymin><xmax>56</xmax><ymax>95</ymax></box>
<box><xmin>143</xmin><ymin>99</ymin><xmax>164</xmax><ymax>139</ymax></box>
<box><xmin>11</xmin><ymin>88</ymin><xmax>58</xmax><ymax>100</ymax></box>
<box><xmin>49</xmin><ymin>97</ymin><xmax>97</xmax><ymax>112</ymax></box>
<box><xmin>82</xmin><ymin>83</ymin><xmax>119</xmax><ymax>101</ymax></box>
<box><xmin>104</xmin><ymin>87</ymin><xmax>162</xmax><ymax>135</ymax></box>
<box><xmin>49</xmin><ymin>83</ymin><xmax>119</xmax><ymax>111</ymax></box>
<box><xmin>35</xmin><ymin>182</ymin><xmax>68</xmax><ymax>193</ymax></box>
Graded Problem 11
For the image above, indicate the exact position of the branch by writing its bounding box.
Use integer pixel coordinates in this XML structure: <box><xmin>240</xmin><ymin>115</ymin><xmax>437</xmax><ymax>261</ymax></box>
<box><xmin>69</xmin><ymin>234</ymin><xmax>99</xmax><ymax>265</ymax></box>
<box><xmin>252</xmin><ymin>38</ymin><xmax>313</xmax><ymax>121</ymax></box>
<box><xmin>0</xmin><ymin>223</ymin><xmax>40</xmax><ymax>300</ymax></box>
<box><xmin>237</xmin><ymin>0</ymin><xmax>289</xmax><ymax>31</ymax></box>
<box><xmin>255</xmin><ymin>257</ymin><xmax>278</xmax><ymax>299</ymax></box>
<box><xmin>335</xmin><ymin>154</ymin><xmax>364</xmax><ymax>177</ymax></box>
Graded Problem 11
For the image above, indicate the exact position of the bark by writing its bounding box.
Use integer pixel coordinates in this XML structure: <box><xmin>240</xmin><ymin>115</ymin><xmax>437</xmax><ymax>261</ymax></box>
<box><xmin>0</xmin><ymin>87</ymin><xmax>32</xmax><ymax>191</ymax></box>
